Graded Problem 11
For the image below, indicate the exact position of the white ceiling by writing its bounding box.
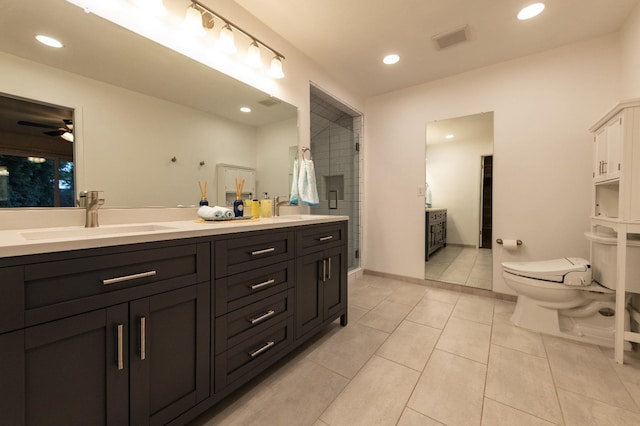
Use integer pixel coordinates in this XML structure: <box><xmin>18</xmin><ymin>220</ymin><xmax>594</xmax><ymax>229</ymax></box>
<box><xmin>235</xmin><ymin>0</ymin><xmax>639</xmax><ymax>98</ymax></box>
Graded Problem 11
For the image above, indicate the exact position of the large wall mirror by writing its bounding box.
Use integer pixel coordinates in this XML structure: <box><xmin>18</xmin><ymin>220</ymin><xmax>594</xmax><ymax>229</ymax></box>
<box><xmin>425</xmin><ymin>112</ymin><xmax>494</xmax><ymax>290</ymax></box>
<box><xmin>0</xmin><ymin>0</ymin><xmax>297</xmax><ymax>208</ymax></box>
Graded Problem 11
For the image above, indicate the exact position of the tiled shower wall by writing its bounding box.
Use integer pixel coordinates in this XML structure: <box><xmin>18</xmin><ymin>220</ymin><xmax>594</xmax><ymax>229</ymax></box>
<box><xmin>310</xmin><ymin>86</ymin><xmax>361</xmax><ymax>270</ymax></box>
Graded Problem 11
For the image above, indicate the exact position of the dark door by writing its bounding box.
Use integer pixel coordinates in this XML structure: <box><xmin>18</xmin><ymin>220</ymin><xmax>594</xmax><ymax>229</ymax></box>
<box><xmin>295</xmin><ymin>250</ymin><xmax>325</xmax><ymax>338</ymax></box>
<box><xmin>481</xmin><ymin>155</ymin><xmax>493</xmax><ymax>249</ymax></box>
<box><xmin>19</xmin><ymin>305</ymin><xmax>129</xmax><ymax>426</ymax></box>
<box><xmin>129</xmin><ymin>283</ymin><xmax>210</xmax><ymax>426</ymax></box>
<box><xmin>322</xmin><ymin>246</ymin><xmax>346</xmax><ymax>321</ymax></box>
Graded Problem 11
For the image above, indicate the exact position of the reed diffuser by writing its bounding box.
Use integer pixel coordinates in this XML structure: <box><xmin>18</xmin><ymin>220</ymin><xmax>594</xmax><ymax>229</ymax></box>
<box><xmin>233</xmin><ymin>177</ymin><xmax>245</xmax><ymax>217</ymax></box>
<box><xmin>198</xmin><ymin>181</ymin><xmax>208</xmax><ymax>206</ymax></box>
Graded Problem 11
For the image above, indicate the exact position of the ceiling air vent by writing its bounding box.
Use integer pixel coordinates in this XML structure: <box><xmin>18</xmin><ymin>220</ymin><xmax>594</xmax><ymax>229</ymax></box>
<box><xmin>258</xmin><ymin>97</ymin><xmax>282</xmax><ymax>107</ymax></box>
<box><xmin>432</xmin><ymin>25</ymin><xmax>469</xmax><ymax>51</ymax></box>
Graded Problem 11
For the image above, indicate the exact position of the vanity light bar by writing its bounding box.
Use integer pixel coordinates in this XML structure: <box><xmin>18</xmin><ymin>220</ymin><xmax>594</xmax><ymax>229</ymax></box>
<box><xmin>190</xmin><ymin>0</ymin><xmax>286</xmax><ymax>61</ymax></box>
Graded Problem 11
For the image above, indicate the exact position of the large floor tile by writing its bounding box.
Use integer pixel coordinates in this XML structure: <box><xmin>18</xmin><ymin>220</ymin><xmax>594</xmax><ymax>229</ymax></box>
<box><xmin>436</xmin><ymin>316</ymin><xmax>491</xmax><ymax>364</ymax></box>
<box><xmin>349</xmin><ymin>284</ymin><xmax>392</xmax><ymax>310</ymax></box>
<box><xmin>397</xmin><ymin>407</ymin><xmax>444</xmax><ymax>425</ymax></box>
<box><xmin>485</xmin><ymin>344</ymin><xmax>562</xmax><ymax>423</ymax></box>
<box><xmin>377</xmin><ymin>320</ymin><xmax>441</xmax><ymax>371</ymax></box>
<box><xmin>357</xmin><ymin>300</ymin><xmax>413</xmax><ymax>333</ymax></box>
<box><xmin>558</xmin><ymin>388</ymin><xmax>640</xmax><ymax>426</ymax></box>
<box><xmin>384</xmin><ymin>283</ymin><xmax>428</xmax><ymax>307</ymax></box>
<box><xmin>423</xmin><ymin>287</ymin><xmax>461</xmax><ymax>304</ymax></box>
<box><xmin>408</xmin><ymin>350</ymin><xmax>485</xmax><ymax>426</ymax></box>
<box><xmin>491</xmin><ymin>312</ymin><xmax>546</xmax><ymax>357</ymax></box>
<box><xmin>543</xmin><ymin>335</ymin><xmax>638</xmax><ymax>412</ymax></box>
<box><xmin>406</xmin><ymin>298</ymin><xmax>454</xmax><ymax>329</ymax></box>
<box><xmin>481</xmin><ymin>398</ymin><xmax>558</xmax><ymax>426</ymax></box>
<box><xmin>451</xmin><ymin>294</ymin><xmax>495</xmax><ymax>325</ymax></box>
<box><xmin>305</xmin><ymin>323</ymin><xmax>389</xmax><ymax>378</ymax></box>
<box><xmin>320</xmin><ymin>355</ymin><xmax>419</xmax><ymax>426</ymax></box>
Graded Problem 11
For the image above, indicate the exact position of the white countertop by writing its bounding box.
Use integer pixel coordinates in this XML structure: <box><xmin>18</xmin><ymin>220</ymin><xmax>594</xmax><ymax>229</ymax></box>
<box><xmin>0</xmin><ymin>214</ymin><xmax>348</xmax><ymax>258</ymax></box>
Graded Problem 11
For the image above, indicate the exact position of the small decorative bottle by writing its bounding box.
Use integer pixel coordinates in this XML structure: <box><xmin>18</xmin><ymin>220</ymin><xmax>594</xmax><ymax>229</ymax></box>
<box><xmin>233</xmin><ymin>196</ymin><xmax>244</xmax><ymax>217</ymax></box>
<box><xmin>199</xmin><ymin>197</ymin><xmax>209</xmax><ymax>206</ymax></box>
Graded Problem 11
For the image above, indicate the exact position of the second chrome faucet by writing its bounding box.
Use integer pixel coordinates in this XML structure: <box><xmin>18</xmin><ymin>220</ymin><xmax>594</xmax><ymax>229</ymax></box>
<box><xmin>85</xmin><ymin>190</ymin><xmax>105</xmax><ymax>227</ymax></box>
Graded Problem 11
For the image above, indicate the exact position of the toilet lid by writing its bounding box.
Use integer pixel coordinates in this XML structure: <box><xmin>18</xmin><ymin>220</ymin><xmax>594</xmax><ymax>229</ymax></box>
<box><xmin>501</xmin><ymin>257</ymin><xmax>589</xmax><ymax>282</ymax></box>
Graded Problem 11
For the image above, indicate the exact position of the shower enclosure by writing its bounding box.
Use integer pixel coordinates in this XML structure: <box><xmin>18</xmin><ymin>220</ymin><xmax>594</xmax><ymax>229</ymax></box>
<box><xmin>309</xmin><ymin>86</ymin><xmax>361</xmax><ymax>270</ymax></box>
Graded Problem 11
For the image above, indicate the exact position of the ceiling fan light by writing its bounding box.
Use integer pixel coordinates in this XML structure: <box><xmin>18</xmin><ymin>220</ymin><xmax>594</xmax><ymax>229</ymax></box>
<box><xmin>184</xmin><ymin>6</ymin><xmax>205</xmax><ymax>36</ymax></box>
<box><xmin>269</xmin><ymin>56</ymin><xmax>285</xmax><ymax>79</ymax></box>
<box><xmin>61</xmin><ymin>132</ymin><xmax>74</xmax><ymax>142</ymax></box>
<box><xmin>219</xmin><ymin>24</ymin><xmax>237</xmax><ymax>53</ymax></box>
<box><xmin>247</xmin><ymin>41</ymin><xmax>262</xmax><ymax>67</ymax></box>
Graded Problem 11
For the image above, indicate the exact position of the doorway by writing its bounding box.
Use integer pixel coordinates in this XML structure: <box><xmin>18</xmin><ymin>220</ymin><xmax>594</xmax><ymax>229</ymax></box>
<box><xmin>309</xmin><ymin>85</ymin><xmax>361</xmax><ymax>270</ymax></box>
<box><xmin>480</xmin><ymin>155</ymin><xmax>493</xmax><ymax>249</ymax></box>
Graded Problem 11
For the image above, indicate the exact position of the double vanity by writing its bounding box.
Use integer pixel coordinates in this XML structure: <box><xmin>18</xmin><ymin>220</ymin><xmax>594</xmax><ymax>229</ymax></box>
<box><xmin>0</xmin><ymin>214</ymin><xmax>348</xmax><ymax>425</ymax></box>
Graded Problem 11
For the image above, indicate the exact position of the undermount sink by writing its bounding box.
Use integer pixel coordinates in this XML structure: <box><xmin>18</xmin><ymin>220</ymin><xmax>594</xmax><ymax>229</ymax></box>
<box><xmin>21</xmin><ymin>224</ymin><xmax>176</xmax><ymax>241</ymax></box>
<box><xmin>270</xmin><ymin>215</ymin><xmax>309</xmax><ymax>221</ymax></box>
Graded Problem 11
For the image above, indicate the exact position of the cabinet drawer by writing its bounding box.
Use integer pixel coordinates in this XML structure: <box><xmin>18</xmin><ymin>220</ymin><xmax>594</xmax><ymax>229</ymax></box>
<box><xmin>23</xmin><ymin>242</ymin><xmax>210</xmax><ymax>326</ymax></box>
<box><xmin>297</xmin><ymin>222</ymin><xmax>346</xmax><ymax>254</ymax></box>
<box><xmin>214</xmin><ymin>317</ymin><xmax>293</xmax><ymax>391</ymax></box>
<box><xmin>215</xmin><ymin>260</ymin><xmax>294</xmax><ymax>316</ymax></box>
<box><xmin>214</xmin><ymin>231</ymin><xmax>294</xmax><ymax>278</ymax></box>
<box><xmin>215</xmin><ymin>289</ymin><xmax>294</xmax><ymax>354</ymax></box>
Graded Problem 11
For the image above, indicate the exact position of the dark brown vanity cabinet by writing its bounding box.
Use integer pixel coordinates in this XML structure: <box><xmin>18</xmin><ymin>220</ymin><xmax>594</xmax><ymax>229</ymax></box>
<box><xmin>0</xmin><ymin>240</ymin><xmax>211</xmax><ymax>426</ymax></box>
<box><xmin>425</xmin><ymin>209</ymin><xmax>447</xmax><ymax>261</ymax></box>
<box><xmin>295</xmin><ymin>223</ymin><xmax>348</xmax><ymax>340</ymax></box>
<box><xmin>213</xmin><ymin>230</ymin><xmax>296</xmax><ymax>392</ymax></box>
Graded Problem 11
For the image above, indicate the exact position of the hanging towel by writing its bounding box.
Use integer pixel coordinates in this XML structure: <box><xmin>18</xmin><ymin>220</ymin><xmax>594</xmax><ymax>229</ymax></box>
<box><xmin>298</xmin><ymin>158</ymin><xmax>319</xmax><ymax>206</ymax></box>
<box><xmin>290</xmin><ymin>157</ymin><xmax>300</xmax><ymax>205</ymax></box>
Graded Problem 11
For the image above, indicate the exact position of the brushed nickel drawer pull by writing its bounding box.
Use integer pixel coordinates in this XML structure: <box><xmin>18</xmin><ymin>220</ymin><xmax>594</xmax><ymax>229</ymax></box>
<box><xmin>251</xmin><ymin>247</ymin><xmax>276</xmax><ymax>256</ymax></box>
<box><xmin>140</xmin><ymin>316</ymin><xmax>146</xmax><ymax>361</ymax></box>
<box><xmin>103</xmin><ymin>270</ymin><xmax>157</xmax><ymax>286</ymax></box>
<box><xmin>322</xmin><ymin>259</ymin><xmax>327</xmax><ymax>283</ymax></box>
<box><xmin>319</xmin><ymin>236</ymin><xmax>333</xmax><ymax>241</ymax></box>
<box><xmin>327</xmin><ymin>257</ymin><xmax>332</xmax><ymax>280</ymax></box>
<box><xmin>250</xmin><ymin>279</ymin><xmax>276</xmax><ymax>290</ymax></box>
<box><xmin>249</xmin><ymin>341</ymin><xmax>275</xmax><ymax>358</ymax></box>
<box><xmin>117</xmin><ymin>324</ymin><xmax>124</xmax><ymax>371</ymax></box>
<box><xmin>249</xmin><ymin>309</ymin><xmax>276</xmax><ymax>324</ymax></box>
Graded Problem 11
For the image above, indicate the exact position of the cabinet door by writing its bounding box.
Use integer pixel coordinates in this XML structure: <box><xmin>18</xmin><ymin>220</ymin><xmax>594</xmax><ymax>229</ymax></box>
<box><xmin>237</xmin><ymin>169</ymin><xmax>256</xmax><ymax>195</ymax></box>
<box><xmin>14</xmin><ymin>305</ymin><xmax>129</xmax><ymax>426</ymax></box>
<box><xmin>295</xmin><ymin>250</ymin><xmax>325</xmax><ymax>338</ymax></box>
<box><xmin>323</xmin><ymin>246</ymin><xmax>347</xmax><ymax>322</ymax></box>
<box><xmin>594</xmin><ymin>126</ymin><xmax>608</xmax><ymax>181</ymax></box>
<box><xmin>607</xmin><ymin>114</ymin><xmax>622</xmax><ymax>180</ymax></box>
<box><xmin>130</xmin><ymin>283</ymin><xmax>210</xmax><ymax>426</ymax></box>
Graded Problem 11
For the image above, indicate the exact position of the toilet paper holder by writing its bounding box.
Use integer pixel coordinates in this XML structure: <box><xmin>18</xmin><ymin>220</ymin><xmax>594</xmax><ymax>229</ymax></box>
<box><xmin>496</xmin><ymin>239</ymin><xmax>522</xmax><ymax>246</ymax></box>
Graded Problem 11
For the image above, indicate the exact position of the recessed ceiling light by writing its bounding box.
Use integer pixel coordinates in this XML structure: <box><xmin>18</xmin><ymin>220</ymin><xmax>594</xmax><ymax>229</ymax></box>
<box><xmin>517</xmin><ymin>3</ymin><xmax>545</xmax><ymax>20</ymax></box>
<box><xmin>445</xmin><ymin>134</ymin><xmax>455</xmax><ymax>139</ymax></box>
<box><xmin>35</xmin><ymin>35</ymin><xmax>63</xmax><ymax>48</ymax></box>
<box><xmin>240</xmin><ymin>107</ymin><xmax>251</xmax><ymax>113</ymax></box>
<box><xmin>383</xmin><ymin>54</ymin><xmax>400</xmax><ymax>65</ymax></box>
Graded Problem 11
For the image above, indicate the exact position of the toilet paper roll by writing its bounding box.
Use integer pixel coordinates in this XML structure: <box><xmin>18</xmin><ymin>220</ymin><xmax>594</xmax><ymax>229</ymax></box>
<box><xmin>502</xmin><ymin>239</ymin><xmax>519</xmax><ymax>250</ymax></box>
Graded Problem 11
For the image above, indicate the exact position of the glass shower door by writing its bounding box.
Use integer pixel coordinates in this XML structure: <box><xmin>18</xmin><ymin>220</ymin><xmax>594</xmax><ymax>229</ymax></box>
<box><xmin>309</xmin><ymin>112</ymin><xmax>360</xmax><ymax>270</ymax></box>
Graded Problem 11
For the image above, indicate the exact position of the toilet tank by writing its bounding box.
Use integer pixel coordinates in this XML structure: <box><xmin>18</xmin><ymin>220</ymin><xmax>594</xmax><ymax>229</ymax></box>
<box><xmin>585</xmin><ymin>232</ymin><xmax>640</xmax><ymax>292</ymax></box>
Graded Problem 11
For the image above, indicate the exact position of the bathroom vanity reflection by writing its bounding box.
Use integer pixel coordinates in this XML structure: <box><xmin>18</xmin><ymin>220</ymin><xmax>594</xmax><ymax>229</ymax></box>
<box><xmin>0</xmin><ymin>0</ymin><xmax>297</xmax><ymax>208</ymax></box>
<box><xmin>424</xmin><ymin>112</ymin><xmax>493</xmax><ymax>290</ymax></box>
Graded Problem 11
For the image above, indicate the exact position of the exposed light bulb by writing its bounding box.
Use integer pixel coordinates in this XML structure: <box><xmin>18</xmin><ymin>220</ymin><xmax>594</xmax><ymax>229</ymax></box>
<box><xmin>269</xmin><ymin>56</ymin><xmax>285</xmax><ymax>79</ymax></box>
<box><xmin>218</xmin><ymin>24</ymin><xmax>237</xmax><ymax>53</ymax></box>
<box><xmin>247</xmin><ymin>41</ymin><xmax>262</xmax><ymax>67</ymax></box>
<box><xmin>517</xmin><ymin>3</ymin><xmax>545</xmax><ymax>20</ymax></box>
<box><xmin>61</xmin><ymin>132</ymin><xmax>74</xmax><ymax>142</ymax></box>
<box><xmin>183</xmin><ymin>5</ymin><xmax>205</xmax><ymax>36</ymax></box>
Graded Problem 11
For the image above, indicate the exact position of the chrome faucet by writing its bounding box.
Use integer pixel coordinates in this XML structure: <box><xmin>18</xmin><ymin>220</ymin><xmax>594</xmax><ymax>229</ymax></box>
<box><xmin>85</xmin><ymin>191</ymin><xmax>105</xmax><ymax>228</ymax></box>
<box><xmin>273</xmin><ymin>196</ymin><xmax>290</xmax><ymax>216</ymax></box>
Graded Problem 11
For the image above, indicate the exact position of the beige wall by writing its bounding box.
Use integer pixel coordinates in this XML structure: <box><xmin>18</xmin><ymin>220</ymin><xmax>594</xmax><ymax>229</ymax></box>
<box><xmin>364</xmin><ymin>35</ymin><xmax>621</xmax><ymax>294</ymax></box>
<box><xmin>621</xmin><ymin>1</ymin><xmax>640</xmax><ymax>98</ymax></box>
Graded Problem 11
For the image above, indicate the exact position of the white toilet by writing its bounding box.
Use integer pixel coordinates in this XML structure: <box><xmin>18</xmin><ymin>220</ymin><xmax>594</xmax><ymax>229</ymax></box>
<box><xmin>502</xmin><ymin>257</ymin><xmax>629</xmax><ymax>347</ymax></box>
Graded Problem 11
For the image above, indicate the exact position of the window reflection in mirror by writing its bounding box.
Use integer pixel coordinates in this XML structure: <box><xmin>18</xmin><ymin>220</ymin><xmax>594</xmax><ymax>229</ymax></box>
<box><xmin>0</xmin><ymin>94</ymin><xmax>74</xmax><ymax>207</ymax></box>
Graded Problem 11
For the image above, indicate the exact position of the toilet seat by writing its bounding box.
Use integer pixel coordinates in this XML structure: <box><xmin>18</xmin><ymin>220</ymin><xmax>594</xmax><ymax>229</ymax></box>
<box><xmin>502</xmin><ymin>257</ymin><xmax>590</xmax><ymax>283</ymax></box>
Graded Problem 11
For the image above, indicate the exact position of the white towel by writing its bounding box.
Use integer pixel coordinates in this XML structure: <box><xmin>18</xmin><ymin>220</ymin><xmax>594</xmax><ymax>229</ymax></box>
<box><xmin>198</xmin><ymin>205</ymin><xmax>233</xmax><ymax>220</ymax></box>
<box><xmin>290</xmin><ymin>158</ymin><xmax>300</xmax><ymax>205</ymax></box>
<box><xmin>298</xmin><ymin>158</ymin><xmax>319</xmax><ymax>206</ymax></box>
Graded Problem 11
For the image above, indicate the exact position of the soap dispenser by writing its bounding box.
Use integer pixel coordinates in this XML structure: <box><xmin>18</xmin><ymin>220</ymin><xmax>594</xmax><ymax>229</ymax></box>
<box><xmin>260</xmin><ymin>192</ymin><xmax>272</xmax><ymax>218</ymax></box>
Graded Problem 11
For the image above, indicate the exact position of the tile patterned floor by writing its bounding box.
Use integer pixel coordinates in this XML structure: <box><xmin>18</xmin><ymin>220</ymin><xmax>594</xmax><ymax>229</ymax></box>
<box><xmin>191</xmin><ymin>274</ymin><xmax>640</xmax><ymax>426</ymax></box>
<box><xmin>425</xmin><ymin>246</ymin><xmax>492</xmax><ymax>290</ymax></box>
